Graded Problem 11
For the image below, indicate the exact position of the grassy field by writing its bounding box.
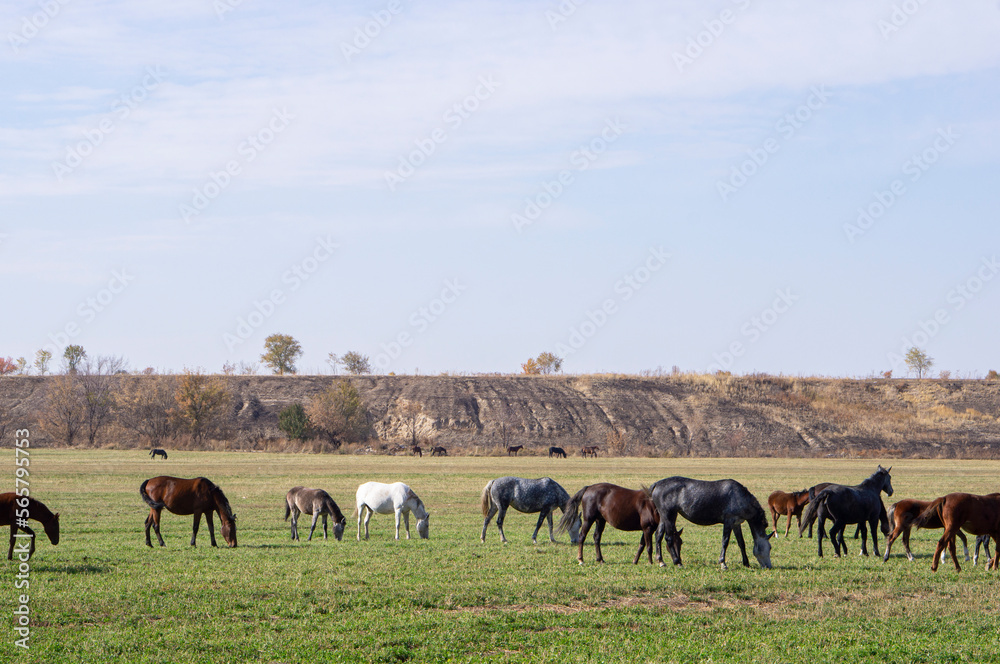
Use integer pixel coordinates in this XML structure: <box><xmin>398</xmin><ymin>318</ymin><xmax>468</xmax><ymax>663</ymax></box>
<box><xmin>2</xmin><ymin>450</ymin><xmax>999</xmax><ymax>663</ymax></box>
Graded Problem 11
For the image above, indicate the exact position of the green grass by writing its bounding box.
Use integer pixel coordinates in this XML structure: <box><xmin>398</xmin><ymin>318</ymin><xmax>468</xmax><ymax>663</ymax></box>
<box><xmin>3</xmin><ymin>451</ymin><xmax>1000</xmax><ymax>663</ymax></box>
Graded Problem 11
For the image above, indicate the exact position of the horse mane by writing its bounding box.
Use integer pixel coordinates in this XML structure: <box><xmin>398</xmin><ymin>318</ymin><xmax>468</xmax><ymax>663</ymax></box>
<box><xmin>27</xmin><ymin>497</ymin><xmax>55</xmax><ymax>523</ymax></box>
<box><xmin>209</xmin><ymin>483</ymin><xmax>236</xmax><ymax>523</ymax></box>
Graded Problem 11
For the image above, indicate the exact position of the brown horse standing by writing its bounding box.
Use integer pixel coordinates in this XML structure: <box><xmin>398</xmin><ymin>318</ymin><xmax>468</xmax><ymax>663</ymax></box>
<box><xmin>430</xmin><ymin>446</ymin><xmax>448</xmax><ymax>456</ymax></box>
<box><xmin>1</xmin><ymin>493</ymin><xmax>59</xmax><ymax>560</ymax></box>
<box><xmin>768</xmin><ymin>489</ymin><xmax>810</xmax><ymax>537</ymax></box>
<box><xmin>883</xmin><ymin>498</ymin><xmax>970</xmax><ymax>562</ymax></box>
<box><xmin>140</xmin><ymin>476</ymin><xmax>237</xmax><ymax>548</ymax></box>
<box><xmin>506</xmin><ymin>445</ymin><xmax>523</xmax><ymax>456</ymax></box>
<box><xmin>581</xmin><ymin>446</ymin><xmax>599</xmax><ymax>458</ymax></box>
<box><xmin>915</xmin><ymin>492</ymin><xmax>1000</xmax><ymax>571</ymax></box>
<box><xmin>558</xmin><ymin>483</ymin><xmax>680</xmax><ymax>565</ymax></box>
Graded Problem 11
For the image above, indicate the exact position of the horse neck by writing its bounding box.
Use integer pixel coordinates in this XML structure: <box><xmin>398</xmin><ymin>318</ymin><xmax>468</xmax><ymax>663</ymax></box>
<box><xmin>28</xmin><ymin>498</ymin><xmax>54</xmax><ymax>524</ymax></box>
<box><xmin>409</xmin><ymin>497</ymin><xmax>428</xmax><ymax>519</ymax></box>
<box><xmin>857</xmin><ymin>474</ymin><xmax>886</xmax><ymax>494</ymax></box>
<box><xmin>325</xmin><ymin>496</ymin><xmax>345</xmax><ymax>521</ymax></box>
<box><xmin>212</xmin><ymin>490</ymin><xmax>235</xmax><ymax>525</ymax></box>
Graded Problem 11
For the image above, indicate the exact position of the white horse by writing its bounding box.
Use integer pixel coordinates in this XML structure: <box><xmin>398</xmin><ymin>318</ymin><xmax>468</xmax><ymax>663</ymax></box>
<box><xmin>355</xmin><ymin>482</ymin><xmax>430</xmax><ymax>540</ymax></box>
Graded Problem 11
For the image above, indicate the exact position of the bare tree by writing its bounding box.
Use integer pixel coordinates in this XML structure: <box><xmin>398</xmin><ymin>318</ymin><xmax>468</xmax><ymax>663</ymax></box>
<box><xmin>398</xmin><ymin>400</ymin><xmax>423</xmax><ymax>446</ymax></box>
<box><xmin>40</xmin><ymin>374</ymin><xmax>85</xmax><ymax>445</ymax></box>
<box><xmin>116</xmin><ymin>375</ymin><xmax>177</xmax><ymax>445</ymax></box>
<box><xmin>79</xmin><ymin>355</ymin><xmax>128</xmax><ymax>446</ymax></box>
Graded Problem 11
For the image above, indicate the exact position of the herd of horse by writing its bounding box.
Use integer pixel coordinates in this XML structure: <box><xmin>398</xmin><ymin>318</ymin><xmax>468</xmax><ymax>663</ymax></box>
<box><xmin>6</xmin><ymin>463</ymin><xmax>1000</xmax><ymax>573</ymax></box>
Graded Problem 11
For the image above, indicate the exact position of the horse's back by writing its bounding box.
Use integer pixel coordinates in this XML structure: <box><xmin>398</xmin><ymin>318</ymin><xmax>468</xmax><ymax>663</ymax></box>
<box><xmin>653</xmin><ymin>477</ymin><xmax>758</xmax><ymax>525</ymax></box>
<box><xmin>357</xmin><ymin>481</ymin><xmax>409</xmax><ymax>513</ymax></box>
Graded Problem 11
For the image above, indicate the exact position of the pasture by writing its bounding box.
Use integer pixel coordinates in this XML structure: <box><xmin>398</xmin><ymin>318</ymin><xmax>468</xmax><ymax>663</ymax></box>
<box><xmin>3</xmin><ymin>450</ymin><xmax>1000</xmax><ymax>663</ymax></box>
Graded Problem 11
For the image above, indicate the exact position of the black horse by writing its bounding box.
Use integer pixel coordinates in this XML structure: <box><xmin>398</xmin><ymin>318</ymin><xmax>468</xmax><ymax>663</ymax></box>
<box><xmin>548</xmin><ymin>447</ymin><xmax>567</xmax><ymax>458</ymax></box>
<box><xmin>650</xmin><ymin>476</ymin><xmax>774</xmax><ymax>569</ymax></box>
<box><xmin>799</xmin><ymin>465</ymin><xmax>893</xmax><ymax>557</ymax></box>
<box><xmin>150</xmin><ymin>449</ymin><xmax>168</xmax><ymax>460</ymax></box>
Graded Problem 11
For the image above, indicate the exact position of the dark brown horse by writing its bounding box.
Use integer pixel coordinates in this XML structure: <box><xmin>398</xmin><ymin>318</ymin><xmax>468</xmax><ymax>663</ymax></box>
<box><xmin>1</xmin><ymin>493</ymin><xmax>59</xmax><ymax>560</ymax></box>
<box><xmin>430</xmin><ymin>446</ymin><xmax>447</xmax><ymax>456</ymax></box>
<box><xmin>768</xmin><ymin>489</ymin><xmax>810</xmax><ymax>537</ymax></box>
<box><xmin>883</xmin><ymin>498</ymin><xmax>970</xmax><ymax>562</ymax></box>
<box><xmin>581</xmin><ymin>446</ymin><xmax>599</xmax><ymax>458</ymax></box>
<box><xmin>559</xmin><ymin>483</ymin><xmax>680</xmax><ymax>565</ymax></box>
<box><xmin>140</xmin><ymin>476</ymin><xmax>237</xmax><ymax>548</ymax></box>
<box><xmin>284</xmin><ymin>486</ymin><xmax>346</xmax><ymax>541</ymax></box>
<box><xmin>914</xmin><ymin>492</ymin><xmax>1000</xmax><ymax>571</ymax></box>
<box><xmin>506</xmin><ymin>445</ymin><xmax>524</xmax><ymax>456</ymax></box>
<box><xmin>411</xmin><ymin>445</ymin><xmax>422</xmax><ymax>457</ymax></box>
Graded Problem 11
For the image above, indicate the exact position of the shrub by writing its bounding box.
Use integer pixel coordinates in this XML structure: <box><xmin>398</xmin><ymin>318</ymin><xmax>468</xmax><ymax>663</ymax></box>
<box><xmin>279</xmin><ymin>403</ymin><xmax>311</xmax><ymax>440</ymax></box>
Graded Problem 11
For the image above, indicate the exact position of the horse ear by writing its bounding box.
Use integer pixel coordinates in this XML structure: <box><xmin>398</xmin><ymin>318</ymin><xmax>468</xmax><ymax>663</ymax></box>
<box><xmin>676</xmin><ymin>528</ymin><xmax>683</xmax><ymax>537</ymax></box>
<box><xmin>886</xmin><ymin>466</ymin><xmax>892</xmax><ymax>473</ymax></box>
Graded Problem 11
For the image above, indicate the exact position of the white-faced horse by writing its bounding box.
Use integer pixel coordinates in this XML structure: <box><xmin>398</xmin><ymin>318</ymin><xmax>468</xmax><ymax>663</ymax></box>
<box><xmin>355</xmin><ymin>482</ymin><xmax>430</xmax><ymax>540</ymax></box>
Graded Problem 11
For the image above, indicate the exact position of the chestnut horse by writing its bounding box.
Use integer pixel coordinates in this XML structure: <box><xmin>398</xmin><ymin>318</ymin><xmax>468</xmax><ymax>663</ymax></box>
<box><xmin>882</xmin><ymin>498</ymin><xmax>971</xmax><ymax>563</ymax></box>
<box><xmin>559</xmin><ymin>483</ymin><xmax>679</xmax><ymax>565</ymax></box>
<box><xmin>1</xmin><ymin>493</ymin><xmax>59</xmax><ymax>560</ymax></box>
<box><xmin>140</xmin><ymin>476</ymin><xmax>237</xmax><ymax>548</ymax></box>
<box><xmin>768</xmin><ymin>489</ymin><xmax>810</xmax><ymax>537</ymax></box>
<box><xmin>914</xmin><ymin>492</ymin><xmax>1000</xmax><ymax>571</ymax></box>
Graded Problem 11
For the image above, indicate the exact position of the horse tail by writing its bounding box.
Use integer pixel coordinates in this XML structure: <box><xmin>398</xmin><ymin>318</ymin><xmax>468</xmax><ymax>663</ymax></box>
<box><xmin>798</xmin><ymin>492</ymin><xmax>824</xmax><ymax>537</ymax></box>
<box><xmin>284</xmin><ymin>499</ymin><xmax>291</xmax><ymax>521</ymax></box>
<box><xmin>557</xmin><ymin>486</ymin><xmax>587</xmax><ymax>534</ymax></box>
<box><xmin>139</xmin><ymin>479</ymin><xmax>165</xmax><ymax>510</ymax></box>
<box><xmin>913</xmin><ymin>496</ymin><xmax>946</xmax><ymax>530</ymax></box>
<box><xmin>481</xmin><ymin>480</ymin><xmax>494</xmax><ymax>518</ymax></box>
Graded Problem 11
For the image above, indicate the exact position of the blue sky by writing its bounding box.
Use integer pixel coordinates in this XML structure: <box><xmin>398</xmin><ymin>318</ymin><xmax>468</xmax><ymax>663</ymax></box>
<box><xmin>2</xmin><ymin>0</ymin><xmax>999</xmax><ymax>377</ymax></box>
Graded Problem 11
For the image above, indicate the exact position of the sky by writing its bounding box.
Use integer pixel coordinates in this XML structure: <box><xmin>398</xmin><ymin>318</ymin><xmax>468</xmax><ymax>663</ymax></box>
<box><xmin>1</xmin><ymin>0</ymin><xmax>999</xmax><ymax>377</ymax></box>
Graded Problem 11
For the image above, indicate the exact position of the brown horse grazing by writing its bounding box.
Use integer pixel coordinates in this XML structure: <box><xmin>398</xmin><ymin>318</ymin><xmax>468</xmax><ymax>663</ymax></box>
<box><xmin>411</xmin><ymin>446</ymin><xmax>422</xmax><ymax>457</ymax></box>
<box><xmin>883</xmin><ymin>498</ymin><xmax>970</xmax><ymax>563</ymax></box>
<box><xmin>1</xmin><ymin>493</ymin><xmax>59</xmax><ymax>560</ymax></box>
<box><xmin>285</xmin><ymin>486</ymin><xmax>347</xmax><ymax>541</ymax></box>
<box><xmin>430</xmin><ymin>446</ymin><xmax>448</xmax><ymax>456</ymax></box>
<box><xmin>506</xmin><ymin>445</ymin><xmax>524</xmax><ymax>456</ymax></box>
<box><xmin>581</xmin><ymin>446</ymin><xmax>599</xmax><ymax>458</ymax></box>
<box><xmin>915</xmin><ymin>492</ymin><xmax>1000</xmax><ymax>571</ymax></box>
<box><xmin>559</xmin><ymin>483</ymin><xmax>680</xmax><ymax>565</ymax></box>
<box><xmin>768</xmin><ymin>489</ymin><xmax>810</xmax><ymax>537</ymax></box>
<box><xmin>140</xmin><ymin>476</ymin><xmax>237</xmax><ymax>548</ymax></box>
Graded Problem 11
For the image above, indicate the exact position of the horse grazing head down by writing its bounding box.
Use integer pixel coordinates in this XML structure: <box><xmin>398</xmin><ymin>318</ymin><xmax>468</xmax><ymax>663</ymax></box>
<box><xmin>416</xmin><ymin>515</ymin><xmax>430</xmax><ymax>539</ymax></box>
<box><xmin>332</xmin><ymin>517</ymin><xmax>347</xmax><ymax>541</ymax></box>
<box><xmin>752</xmin><ymin>529</ymin><xmax>775</xmax><ymax>569</ymax></box>
<box><xmin>44</xmin><ymin>512</ymin><xmax>60</xmax><ymax>546</ymax></box>
<box><xmin>221</xmin><ymin>516</ymin><xmax>238</xmax><ymax>548</ymax></box>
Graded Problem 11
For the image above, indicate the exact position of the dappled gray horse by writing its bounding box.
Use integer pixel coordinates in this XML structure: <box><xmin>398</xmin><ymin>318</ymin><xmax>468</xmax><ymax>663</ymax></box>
<box><xmin>284</xmin><ymin>486</ymin><xmax>347</xmax><ymax>542</ymax></box>
<box><xmin>481</xmin><ymin>477</ymin><xmax>580</xmax><ymax>544</ymax></box>
<box><xmin>651</xmin><ymin>476</ymin><xmax>774</xmax><ymax>569</ymax></box>
<box><xmin>799</xmin><ymin>465</ymin><xmax>893</xmax><ymax>558</ymax></box>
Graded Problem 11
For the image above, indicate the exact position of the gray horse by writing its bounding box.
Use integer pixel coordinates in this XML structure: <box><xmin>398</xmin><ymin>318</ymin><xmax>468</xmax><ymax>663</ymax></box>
<box><xmin>284</xmin><ymin>486</ymin><xmax>347</xmax><ymax>541</ymax></box>
<box><xmin>651</xmin><ymin>476</ymin><xmax>774</xmax><ymax>569</ymax></box>
<box><xmin>481</xmin><ymin>477</ymin><xmax>581</xmax><ymax>544</ymax></box>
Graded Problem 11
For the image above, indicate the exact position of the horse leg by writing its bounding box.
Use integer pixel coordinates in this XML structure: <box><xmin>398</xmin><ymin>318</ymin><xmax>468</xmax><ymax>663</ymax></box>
<box><xmin>770</xmin><ymin>508</ymin><xmax>779</xmax><ymax>536</ymax></box>
<box><xmin>151</xmin><ymin>509</ymin><xmax>165</xmax><ymax>547</ymax></box>
<box><xmin>796</xmin><ymin>513</ymin><xmax>803</xmax><ymax>538</ymax></box>
<box><xmin>633</xmin><ymin>530</ymin><xmax>646</xmax><ymax>565</ymax></box>
<box><xmin>308</xmin><ymin>512</ymin><xmax>319</xmax><ymax>541</ymax></box>
<box><xmin>816</xmin><ymin>517</ymin><xmax>826</xmax><ymax>557</ymax></box>
<box><xmin>531</xmin><ymin>511</ymin><xmax>548</xmax><ymax>545</ymax></box>
<box><xmin>205</xmin><ymin>511</ymin><xmax>218</xmax><ymax>547</ymax></box>
<box><xmin>733</xmin><ymin>525</ymin><xmax>750</xmax><ymax>568</ymax></box>
<box><xmin>7</xmin><ymin>523</ymin><xmax>15</xmax><ymax>560</ymax></box>
<box><xmin>593</xmin><ymin>519</ymin><xmax>607</xmax><ymax>563</ymax></box>
<box><xmin>859</xmin><ymin>521</ymin><xmax>870</xmax><ymax>557</ymax></box>
<box><xmin>191</xmin><ymin>512</ymin><xmax>201</xmax><ymax>547</ymax></box>
<box><xmin>957</xmin><ymin>530</ymin><xmax>969</xmax><ymax>561</ymax></box>
<box><xmin>394</xmin><ymin>509</ymin><xmax>402</xmax><ymax>540</ymax></box>
<box><xmin>290</xmin><ymin>508</ymin><xmax>299</xmax><ymax>541</ymax></box>
<box><xmin>577</xmin><ymin>517</ymin><xmax>593</xmax><ymax>564</ymax></box>
<box><xmin>867</xmin><ymin>517</ymin><xmax>879</xmax><ymax>557</ymax></box>
<box><xmin>719</xmin><ymin>523</ymin><xmax>733</xmax><ymax>570</ymax></box>
<box><xmin>322</xmin><ymin>513</ymin><xmax>329</xmax><ymax>540</ymax></box>
<box><xmin>948</xmin><ymin>533</ymin><xmax>961</xmax><ymax>571</ymax></box>
<box><xmin>362</xmin><ymin>507</ymin><xmax>373</xmax><ymax>541</ymax></box>
<box><xmin>654</xmin><ymin>521</ymin><xmax>666</xmax><ymax>567</ymax></box>
<box><xmin>546</xmin><ymin>510</ymin><xmax>557</xmax><ymax>543</ymax></box>
<box><xmin>496</xmin><ymin>507</ymin><xmax>509</xmax><ymax>544</ymax></box>
<box><xmin>784</xmin><ymin>510</ymin><xmax>793</xmax><ymax>538</ymax></box>
<box><xmin>902</xmin><ymin>526</ymin><xmax>915</xmax><ymax>562</ymax></box>
<box><xmin>402</xmin><ymin>509</ymin><xmax>411</xmax><ymax>539</ymax></box>
<box><xmin>481</xmin><ymin>503</ymin><xmax>498</xmax><ymax>543</ymax></box>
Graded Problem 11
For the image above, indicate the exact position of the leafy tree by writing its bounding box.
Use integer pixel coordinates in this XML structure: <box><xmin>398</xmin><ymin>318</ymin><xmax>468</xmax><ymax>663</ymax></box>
<box><xmin>340</xmin><ymin>351</ymin><xmax>372</xmax><ymax>375</ymax></box>
<box><xmin>521</xmin><ymin>358</ymin><xmax>540</xmax><ymax>375</ymax></box>
<box><xmin>173</xmin><ymin>370</ymin><xmax>231</xmax><ymax>445</ymax></box>
<box><xmin>14</xmin><ymin>357</ymin><xmax>28</xmax><ymax>375</ymax></box>
<box><xmin>306</xmin><ymin>381</ymin><xmax>369</xmax><ymax>447</ymax></box>
<box><xmin>0</xmin><ymin>357</ymin><xmax>16</xmax><ymax>376</ymax></box>
<box><xmin>904</xmin><ymin>347</ymin><xmax>934</xmax><ymax>379</ymax></box>
<box><xmin>63</xmin><ymin>345</ymin><xmax>86</xmax><ymax>373</ymax></box>
<box><xmin>536</xmin><ymin>352</ymin><xmax>563</xmax><ymax>374</ymax></box>
<box><xmin>279</xmin><ymin>403</ymin><xmax>311</xmax><ymax>440</ymax></box>
<box><xmin>260</xmin><ymin>334</ymin><xmax>302</xmax><ymax>375</ymax></box>
<box><xmin>987</xmin><ymin>370</ymin><xmax>999</xmax><ymax>381</ymax></box>
<box><xmin>34</xmin><ymin>349</ymin><xmax>52</xmax><ymax>375</ymax></box>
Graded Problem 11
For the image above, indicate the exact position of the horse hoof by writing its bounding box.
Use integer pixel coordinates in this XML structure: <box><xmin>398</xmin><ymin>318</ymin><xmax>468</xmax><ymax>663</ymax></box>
<box><xmin>658</xmin><ymin>561</ymin><xmax>666</xmax><ymax>568</ymax></box>
<box><xmin>720</xmin><ymin>563</ymin><xmax>728</xmax><ymax>570</ymax></box>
